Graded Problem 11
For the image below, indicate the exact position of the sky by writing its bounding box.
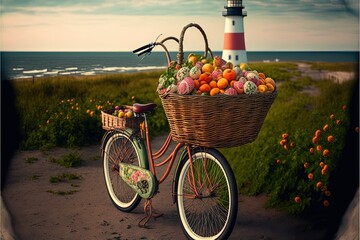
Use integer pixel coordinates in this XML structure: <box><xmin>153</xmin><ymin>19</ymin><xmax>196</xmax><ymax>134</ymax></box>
<box><xmin>0</xmin><ymin>0</ymin><xmax>359</xmax><ymax>51</ymax></box>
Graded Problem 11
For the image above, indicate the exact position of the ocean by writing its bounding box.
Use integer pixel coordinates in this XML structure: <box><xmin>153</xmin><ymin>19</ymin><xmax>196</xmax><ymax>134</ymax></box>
<box><xmin>1</xmin><ymin>51</ymin><xmax>359</xmax><ymax>80</ymax></box>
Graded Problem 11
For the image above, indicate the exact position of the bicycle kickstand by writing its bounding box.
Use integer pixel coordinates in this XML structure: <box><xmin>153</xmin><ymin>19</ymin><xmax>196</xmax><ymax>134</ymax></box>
<box><xmin>138</xmin><ymin>198</ymin><xmax>164</xmax><ymax>228</ymax></box>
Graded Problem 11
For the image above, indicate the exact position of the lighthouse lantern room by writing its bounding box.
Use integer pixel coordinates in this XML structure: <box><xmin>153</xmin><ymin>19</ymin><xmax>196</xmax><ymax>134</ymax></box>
<box><xmin>222</xmin><ymin>0</ymin><xmax>247</xmax><ymax>65</ymax></box>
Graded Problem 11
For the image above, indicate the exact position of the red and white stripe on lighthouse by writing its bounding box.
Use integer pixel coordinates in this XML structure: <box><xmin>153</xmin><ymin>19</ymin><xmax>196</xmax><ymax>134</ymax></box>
<box><xmin>222</xmin><ymin>0</ymin><xmax>247</xmax><ymax>65</ymax></box>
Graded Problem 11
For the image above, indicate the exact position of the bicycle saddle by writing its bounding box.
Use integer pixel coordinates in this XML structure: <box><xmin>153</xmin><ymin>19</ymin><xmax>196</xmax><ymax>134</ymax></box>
<box><xmin>132</xmin><ymin>103</ymin><xmax>157</xmax><ymax>114</ymax></box>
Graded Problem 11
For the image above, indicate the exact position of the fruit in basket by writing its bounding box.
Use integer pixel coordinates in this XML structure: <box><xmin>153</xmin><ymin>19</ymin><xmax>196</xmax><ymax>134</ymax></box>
<box><xmin>233</xmin><ymin>80</ymin><xmax>245</xmax><ymax>94</ymax></box>
<box><xmin>210</xmin><ymin>87</ymin><xmax>220</xmax><ymax>96</ymax></box>
<box><xmin>202</xmin><ymin>63</ymin><xmax>214</xmax><ymax>73</ymax></box>
<box><xmin>125</xmin><ymin>110</ymin><xmax>133</xmax><ymax>118</ymax></box>
<box><xmin>189</xmin><ymin>66</ymin><xmax>201</xmax><ymax>79</ymax></box>
<box><xmin>115</xmin><ymin>106</ymin><xmax>120</xmax><ymax>111</ymax></box>
<box><xmin>217</xmin><ymin>78</ymin><xmax>229</xmax><ymax>90</ymax></box>
<box><xmin>246</xmin><ymin>71</ymin><xmax>260</xmax><ymax>86</ymax></box>
<box><xmin>225</xmin><ymin>87</ymin><xmax>238</xmax><ymax>95</ymax></box>
<box><xmin>199</xmin><ymin>83</ymin><xmax>211</xmax><ymax>93</ymax></box>
<box><xmin>265</xmin><ymin>77</ymin><xmax>276</xmax><ymax>88</ymax></box>
<box><xmin>244</xmin><ymin>81</ymin><xmax>257</xmax><ymax>94</ymax></box>
<box><xmin>211</xmin><ymin>68</ymin><xmax>222</xmax><ymax>80</ymax></box>
<box><xmin>188</xmin><ymin>54</ymin><xmax>198</xmax><ymax>66</ymax></box>
<box><xmin>118</xmin><ymin>110</ymin><xmax>125</xmax><ymax>118</ymax></box>
<box><xmin>240</xmin><ymin>63</ymin><xmax>251</xmax><ymax>71</ymax></box>
<box><xmin>233</xmin><ymin>66</ymin><xmax>242</xmax><ymax>80</ymax></box>
<box><xmin>223</xmin><ymin>69</ymin><xmax>237</xmax><ymax>81</ymax></box>
<box><xmin>258</xmin><ymin>84</ymin><xmax>267</xmax><ymax>93</ymax></box>
<box><xmin>213</xmin><ymin>56</ymin><xmax>226</xmax><ymax>68</ymax></box>
<box><xmin>178</xmin><ymin>77</ymin><xmax>195</xmax><ymax>95</ymax></box>
<box><xmin>199</xmin><ymin>72</ymin><xmax>212</xmax><ymax>83</ymax></box>
<box><xmin>176</xmin><ymin>67</ymin><xmax>190</xmax><ymax>82</ymax></box>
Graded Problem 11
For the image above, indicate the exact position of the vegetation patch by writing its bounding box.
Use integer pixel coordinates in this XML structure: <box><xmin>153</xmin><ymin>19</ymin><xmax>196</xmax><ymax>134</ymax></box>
<box><xmin>46</xmin><ymin>190</ymin><xmax>78</xmax><ymax>196</ymax></box>
<box><xmin>25</xmin><ymin>157</ymin><xmax>38</xmax><ymax>164</ymax></box>
<box><xmin>49</xmin><ymin>173</ymin><xmax>82</xmax><ymax>183</ymax></box>
<box><xmin>48</xmin><ymin>152</ymin><xmax>83</xmax><ymax>168</ymax></box>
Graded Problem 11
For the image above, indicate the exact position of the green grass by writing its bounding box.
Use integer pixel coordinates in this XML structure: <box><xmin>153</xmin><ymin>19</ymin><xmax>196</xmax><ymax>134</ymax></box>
<box><xmin>25</xmin><ymin>157</ymin><xmax>38</xmax><ymax>164</ymax></box>
<box><xmin>48</xmin><ymin>152</ymin><xmax>83</xmax><ymax>168</ymax></box>
<box><xmin>49</xmin><ymin>173</ymin><xmax>82</xmax><ymax>183</ymax></box>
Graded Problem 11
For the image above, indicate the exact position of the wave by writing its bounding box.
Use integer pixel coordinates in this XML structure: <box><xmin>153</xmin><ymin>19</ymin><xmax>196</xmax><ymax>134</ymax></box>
<box><xmin>94</xmin><ymin>66</ymin><xmax>166</xmax><ymax>72</ymax></box>
<box><xmin>65</xmin><ymin>67</ymin><xmax>78</xmax><ymax>71</ymax></box>
<box><xmin>23</xmin><ymin>69</ymin><xmax>47</xmax><ymax>74</ymax></box>
<box><xmin>13</xmin><ymin>68</ymin><xmax>24</xmax><ymax>71</ymax></box>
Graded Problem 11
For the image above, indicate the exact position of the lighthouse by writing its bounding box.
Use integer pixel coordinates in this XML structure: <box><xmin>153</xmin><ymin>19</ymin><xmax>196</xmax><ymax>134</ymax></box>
<box><xmin>222</xmin><ymin>0</ymin><xmax>247</xmax><ymax>65</ymax></box>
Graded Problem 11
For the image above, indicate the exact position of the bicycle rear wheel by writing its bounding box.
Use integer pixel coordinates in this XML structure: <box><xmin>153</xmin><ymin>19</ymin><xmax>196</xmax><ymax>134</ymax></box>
<box><xmin>175</xmin><ymin>148</ymin><xmax>238</xmax><ymax>240</ymax></box>
<box><xmin>103</xmin><ymin>131</ymin><xmax>142</xmax><ymax>212</ymax></box>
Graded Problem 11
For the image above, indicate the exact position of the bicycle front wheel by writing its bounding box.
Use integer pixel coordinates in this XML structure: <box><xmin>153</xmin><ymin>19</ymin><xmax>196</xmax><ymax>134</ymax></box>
<box><xmin>103</xmin><ymin>131</ymin><xmax>142</xmax><ymax>212</ymax></box>
<box><xmin>175</xmin><ymin>148</ymin><xmax>238</xmax><ymax>240</ymax></box>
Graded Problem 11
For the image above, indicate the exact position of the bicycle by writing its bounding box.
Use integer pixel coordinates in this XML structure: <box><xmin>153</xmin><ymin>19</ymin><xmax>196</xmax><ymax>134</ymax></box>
<box><xmin>101</xmin><ymin>23</ymin><xmax>277</xmax><ymax>240</ymax></box>
<box><xmin>101</xmin><ymin>29</ymin><xmax>238</xmax><ymax>236</ymax></box>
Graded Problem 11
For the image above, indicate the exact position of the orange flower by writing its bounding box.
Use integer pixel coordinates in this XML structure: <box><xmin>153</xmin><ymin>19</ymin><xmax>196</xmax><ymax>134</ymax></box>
<box><xmin>316</xmin><ymin>182</ymin><xmax>323</xmax><ymax>188</ymax></box>
<box><xmin>336</xmin><ymin>120</ymin><xmax>343</xmax><ymax>125</ymax></box>
<box><xmin>316</xmin><ymin>145</ymin><xmax>322</xmax><ymax>152</ymax></box>
<box><xmin>315</xmin><ymin>130</ymin><xmax>321</xmax><ymax>137</ymax></box>
<box><xmin>323</xmin><ymin>149</ymin><xmax>330</xmax><ymax>157</ymax></box>
<box><xmin>294</xmin><ymin>196</ymin><xmax>300</xmax><ymax>203</ymax></box>
<box><xmin>342</xmin><ymin>105</ymin><xmax>347</xmax><ymax>110</ymax></box>
<box><xmin>325</xmin><ymin>190</ymin><xmax>331</xmax><ymax>197</ymax></box>
<box><xmin>310</xmin><ymin>148</ymin><xmax>315</xmax><ymax>154</ymax></box>
<box><xmin>323</xmin><ymin>124</ymin><xmax>329</xmax><ymax>131</ymax></box>
<box><xmin>355</xmin><ymin>127</ymin><xmax>359</xmax><ymax>133</ymax></box>
<box><xmin>312</xmin><ymin>136</ymin><xmax>319</xmax><ymax>144</ymax></box>
<box><xmin>276</xmin><ymin>159</ymin><xmax>281</xmax><ymax>165</ymax></box>
<box><xmin>279</xmin><ymin>139</ymin><xmax>287</xmax><ymax>146</ymax></box>
<box><xmin>308</xmin><ymin>173</ymin><xmax>314</xmax><ymax>180</ymax></box>
<box><xmin>282</xmin><ymin>133</ymin><xmax>289</xmax><ymax>139</ymax></box>
<box><xmin>323</xmin><ymin>200</ymin><xmax>330</xmax><ymax>207</ymax></box>
<box><xmin>304</xmin><ymin>162</ymin><xmax>309</xmax><ymax>169</ymax></box>
<box><xmin>330</xmin><ymin>114</ymin><xmax>335</xmax><ymax>120</ymax></box>
<box><xmin>319</xmin><ymin>161</ymin><xmax>325</xmax><ymax>168</ymax></box>
<box><xmin>327</xmin><ymin>135</ymin><xmax>334</xmax><ymax>143</ymax></box>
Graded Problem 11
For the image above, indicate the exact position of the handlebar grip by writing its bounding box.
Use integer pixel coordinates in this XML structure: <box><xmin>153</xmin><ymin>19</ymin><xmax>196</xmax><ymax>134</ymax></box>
<box><xmin>137</xmin><ymin>48</ymin><xmax>153</xmax><ymax>56</ymax></box>
<box><xmin>133</xmin><ymin>44</ymin><xmax>152</xmax><ymax>54</ymax></box>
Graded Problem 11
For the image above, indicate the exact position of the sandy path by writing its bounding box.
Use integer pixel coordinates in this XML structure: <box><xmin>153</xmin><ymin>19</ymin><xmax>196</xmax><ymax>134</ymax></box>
<box><xmin>2</xmin><ymin>135</ymin><xmax>327</xmax><ymax>240</ymax></box>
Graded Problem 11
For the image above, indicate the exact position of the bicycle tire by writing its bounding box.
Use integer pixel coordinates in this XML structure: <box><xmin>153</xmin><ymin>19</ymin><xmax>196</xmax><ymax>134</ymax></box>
<box><xmin>103</xmin><ymin>131</ymin><xmax>142</xmax><ymax>212</ymax></box>
<box><xmin>175</xmin><ymin>148</ymin><xmax>238</xmax><ymax>239</ymax></box>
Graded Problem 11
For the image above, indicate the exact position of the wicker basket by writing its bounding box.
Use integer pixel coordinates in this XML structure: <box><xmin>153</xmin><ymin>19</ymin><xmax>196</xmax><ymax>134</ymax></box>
<box><xmin>157</xmin><ymin>23</ymin><xmax>278</xmax><ymax>148</ymax></box>
<box><xmin>101</xmin><ymin>108</ymin><xmax>143</xmax><ymax>131</ymax></box>
<box><xmin>160</xmin><ymin>90</ymin><xmax>277</xmax><ymax>148</ymax></box>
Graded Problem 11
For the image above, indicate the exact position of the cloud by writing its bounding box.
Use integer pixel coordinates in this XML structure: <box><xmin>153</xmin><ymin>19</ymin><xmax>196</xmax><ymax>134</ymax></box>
<box><xmin>0</xmin><ymin>0</ymin><xmax>224</xmax><ymax>16</ymax></box>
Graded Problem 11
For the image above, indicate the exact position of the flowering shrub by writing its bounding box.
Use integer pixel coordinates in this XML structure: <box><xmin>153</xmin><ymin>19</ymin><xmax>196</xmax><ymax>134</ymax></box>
<box><xmin>266</xmin><ymin>105</ymin><xmax>358</xmax><ymax>214</ymax></box>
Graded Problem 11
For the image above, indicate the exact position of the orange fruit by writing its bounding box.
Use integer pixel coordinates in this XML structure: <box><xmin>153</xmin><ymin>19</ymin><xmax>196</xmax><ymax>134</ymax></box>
<box><xmin>209</xmin><ymin>80</ymin><xmax>218</xmax><ymax>89</ymax></box>
<box><xmin>210</xmin><ymin>88</ymin><xmax>220</xmax><ymax>96</ymax></box>
<box><xmin>199</xmin><ymin>83</ymin><xmax>211</xmax><ymax>93</ymax></box>
<box><xmin>219</xmin><ymin>89</ymin><xmax>225</xmax><ymax>94</ymax></box>
<box><xmin>258</xmin><ymin>85</ymin><xmax>267</xmax><ymax>93</ymax></box>
<box><xmin>202</xmin><ymin>63</ymin><xmax>214</xmax><ymax>73</ymax></box>
<box><xmin>217</xmin><ymin>78</ymin><xmax>229</xmax><ymax>89</ymax></box>
<box><xmin>223</xmin><ymin>69</ymin><xmax>237</xmax><ymax>81</ymax></box>
<box><xmin>193</xmin><ymin>79</ymin><xmax>200</xmax><ymax>89</ymax></box>
<box><xmin>258</xmin><ymin>72</ymin><xmax>266</xmax><ymax>79</ymax></box>
<box><xmin>230</xmin><ymin>80</ymin><xmax>236</xmax><ymax>88</ymax></box>
<box><xmin>199</xmin><ymin>72</ymin><xmax>212</xmax><ymax>83</ymax></box>
<box><xmin>199</xmin><ymin>80</ymin><xmax>207</xmax><ymax>86</ymax></box>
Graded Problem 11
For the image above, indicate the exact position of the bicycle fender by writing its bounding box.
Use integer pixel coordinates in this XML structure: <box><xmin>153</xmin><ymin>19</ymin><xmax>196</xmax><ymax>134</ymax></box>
<box><xmin>101</xmin><ymin>129</ymin><xmax>149</xmax><ymax>170</ymax></box>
